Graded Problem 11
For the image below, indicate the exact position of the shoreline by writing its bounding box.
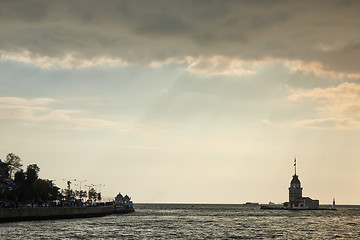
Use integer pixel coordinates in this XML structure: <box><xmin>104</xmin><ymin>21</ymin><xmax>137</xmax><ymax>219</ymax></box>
<box><xmin>0</xmin><ymin>205</ymin><xmax>134</xmax><ymax>223</ymax></box>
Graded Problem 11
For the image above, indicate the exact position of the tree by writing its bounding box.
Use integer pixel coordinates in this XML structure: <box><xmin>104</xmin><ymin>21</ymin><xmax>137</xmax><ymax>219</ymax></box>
<box><xmin>88</xmin><ymin>187</ymin><xmax>97</xmax><ymax>201</ymax></box>
<box><xmin>0</xmin><ymin>159</ymin><xmax>10</xmax><ymax>179</ymax></box>
<box><xmin>75</xmin><ymin>190</ymin><xmax>87</xmax><ymax>200</ymax></box>
<box><xmin>61</xmin><ymin>189</ymin><xmax>75</xmax><ymax>200</ymax></box>
<box><xmin>14</xmin><ymin>170</ymin><xmax>26</xmax><ymax>202</ymax></box>
<box><xmin>49</xmin><ymin>185</ymin><xmax>60</xmax><ymax>200</ymax></box>
<box><xmin>32</xmin><ymin>179</ymin><xmax>51</xmax><ymax>202</ymax></box>
<box><xmin>14</xmin><ymin>170</ymin><xmax>26</xmax><ymax>185</ymax></box>
<box><xmin>79</xmin><ymin>190</ymin><xmax>87</xmax><ymax>200</ymax></box>
<box><xmin>26</xmin><ymin>164</ymin><xmax>40</xmax><ymax>184</ymax></box>
<box><xmin>5</xmin><ymin>153</ymin><xmax>22</xmax><ymax>179</ymax></box>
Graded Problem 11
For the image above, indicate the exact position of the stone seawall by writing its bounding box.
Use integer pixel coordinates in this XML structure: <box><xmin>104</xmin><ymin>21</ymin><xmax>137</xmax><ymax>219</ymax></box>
<box><xmin>0</xmin><ymin>205</ymin><xmax>116</xmax><ymax>222</ymax></box>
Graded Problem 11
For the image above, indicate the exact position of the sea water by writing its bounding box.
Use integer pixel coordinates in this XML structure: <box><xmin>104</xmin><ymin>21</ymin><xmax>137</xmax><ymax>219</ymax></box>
<box><xmin>1</xmin><ymin>204</ymin><xmax>360</xmax><ymax>239</ymax></box>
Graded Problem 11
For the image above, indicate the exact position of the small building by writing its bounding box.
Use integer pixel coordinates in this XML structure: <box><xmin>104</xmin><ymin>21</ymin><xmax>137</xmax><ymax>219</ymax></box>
<box><xmin>115</xmin><ymin>193</ymin><xmax>124</xmax><ymax>204</ymax></box>
<box><xmin>114</xmin><ymin>193</ymin><xmax>133</xmax><ymax>210</ymax></box>
<box><xmin>124</xmin><ymin>195</ymin><xmax>131</xmax><ymax>204</ymax></box>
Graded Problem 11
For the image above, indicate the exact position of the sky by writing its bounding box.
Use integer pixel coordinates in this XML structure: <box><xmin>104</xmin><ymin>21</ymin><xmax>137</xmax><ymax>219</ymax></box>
<box><xmin>1</xmin><ymin>0</ymin><xmax>360</xmax><ymax>204</ymax></box>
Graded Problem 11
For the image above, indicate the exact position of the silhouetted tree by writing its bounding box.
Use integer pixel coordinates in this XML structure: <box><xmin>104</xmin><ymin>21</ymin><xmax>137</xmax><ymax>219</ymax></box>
<box><xmin>75</xmin><ymin>189</ymin><xmax>87</xmax><ymax>201</ymax></box>
<box><xmin>33</xmin><ymin>179</ymin><xmax>51</xmax><ymax>202</ymax></box>
<box><xmin>61</xmin><ymin>189</ymin><xmax>75</xmax><ymax>199</ymax></box>
<box><xmin>13</xmin><ymin>170</ymin><xmax>26</xmax><ymax>201</ymax></box>
<box><xmin>14</xmin><ymin>170</ymin><xmax>26</xmax><ymax>185</ymax></box>
<box><xmin>88</xmin><ymin>187</ymin><xmax>97</xmax><ymax>201</ymax></box>
<box><xmin>2</xmin><ymin>154</ymin><xmax>62</xmax><ymax>204</ymax></box>
<box><xmin>5</xmin><ymin>153</ymin><xmax>22</xmax><ymax>179</ymax></box>
<box><xmin>79</xmin><ymin>190</ymin><xmax>87</xmax><ymax>200</ymax></box>
<box><xmin>26</xmin><ymin>164</ymin><xmax>40</xmax><ymax>184</ymax></box>
<box><xmin>22</xmin><ymin>184</ymin><xmax>35</xmax><ymax>202</ymax></box>
<box><xmin>0</xmin><ymin>158</ymin><xmax>10</xmax><ymax>179</ymax></box>
<box><xmin>49</xmin><ymin>184</ymin><xmax>60</xmax><ymax>200</ymax></box>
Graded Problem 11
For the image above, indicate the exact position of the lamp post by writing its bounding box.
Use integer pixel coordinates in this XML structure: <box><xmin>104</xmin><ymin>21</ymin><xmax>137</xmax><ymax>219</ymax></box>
<box><xmin>84</xmin><ymin>184</ymin><xmax>94</xmax><ymax>202</ymax></box>
<box><xmin>93</xmin><ymin>184</ymin><xmax>105</xmax><ymax>202</ymax></box>
<box><xmin>94</xmin><ymin>184</ymin><xmax>105</xmax><ymax>193</ymax></box>
<box><xmin>74</xmin><ymin>179</ymin><xmax>87</xmax><ymax>202</ymax></box>
<box><xmin>62</xmin><ymin>179</ymin><xmax>76</xmax><ymax>200</ymax></box>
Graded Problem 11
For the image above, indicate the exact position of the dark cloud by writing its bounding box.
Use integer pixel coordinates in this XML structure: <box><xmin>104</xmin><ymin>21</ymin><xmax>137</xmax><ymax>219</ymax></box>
<box><xmin>0</xmin><ymin>0</ymin><xmax>359</xmax><ymax>73</ymax></box>
<box><xmin>322</xmin><ymin>42</ymin><xmax>360</xmax><ymax>73</ymax></box>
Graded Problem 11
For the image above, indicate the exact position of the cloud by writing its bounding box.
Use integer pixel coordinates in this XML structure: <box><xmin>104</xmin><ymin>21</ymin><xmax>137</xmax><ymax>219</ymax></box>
<box><xmin>2</xmin><ymin>49</ymin><xmax>359</xmax><ymax>79</ymax></box>
<box><xmin>0</xmin><ymin>97</ymin><xmax>115</xmax><ymax>130</ymax></box>
<box><xmin>297</xmin><ymin>118</ymin><xmax>360</xmax><ymax>130</ymax></box>
<box><xmin>0</xmin><ymin>0</ymin><xmax>359</xmax><ymax>76</ymax></box>
<box><xmin>284</xmin><ymin>60</ymin><xmax>360</xmax><ymax>79</ymax></box>
<box><xmin>186</xmin><ymin>56</ymin><xmax>257</xmax><ymax>76</ymax></box>
<box><xmin>0</xmin><ymin>97</ymin><xmax>55</xmax><ymax>120</ymax></box>
<box><xmin>289</xmin><ymin>82</ymin><xmax>360</xmax><ymax>129</ymax></box>
<box><xmin>123</xmin><ymin>145</ymin><xmax>168</xmax><ymax>151</ymax></box>
<box><xmin>261</xmin><ymin>119</ymin><xmax>272</xmax><ymax>125</ymax></box>
<box><xmin>289</xmin><ymin>82</ymin><xmax>360</xmax><ymax>117</ymax></box>
<box><xmin>0</xmin><ymin>50</ymin><xmax>127</xmax><ymax>69</ymax></box>
<box><xmin>185</xmin><ymin>56</ymin><xmax>360</xmax><ymax>78</ymax></box>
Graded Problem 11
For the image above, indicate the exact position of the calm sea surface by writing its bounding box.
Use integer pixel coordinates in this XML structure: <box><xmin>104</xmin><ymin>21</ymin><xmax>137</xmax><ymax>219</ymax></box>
<box><xmin>1</xmin><ymin>204</ymin><xmax>360</xmax><ymax>239</ymax></box>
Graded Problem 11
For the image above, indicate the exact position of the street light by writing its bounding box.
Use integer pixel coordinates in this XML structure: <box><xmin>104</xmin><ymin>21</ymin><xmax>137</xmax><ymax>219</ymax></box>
<box><xmin>62</xmin><ymin>178</ymin><xmax>76</xmax><ymax>200</ymax></box>
<box><xmin>94</xmin><ymin>184</ymin><xmax>105</xmax><ymax>193</ymax></box>
<box><xmin>93</xmin><ymin>184</ymin><xmax>105</xmax><ymax>202</ymax></box>
<box><xmin>74</xmin><ymin>179</ymin><xmax>87</xmax><ymax>192</ymax></box>
<box><xmin>74</xmin><ymin>179</ymin><xmax>87</xmax><ymax>202</ymax></box>
<box><xmin>84</xmin><ymin>184</ymin><xmax>95</xmax><ymax>202</ymax></box>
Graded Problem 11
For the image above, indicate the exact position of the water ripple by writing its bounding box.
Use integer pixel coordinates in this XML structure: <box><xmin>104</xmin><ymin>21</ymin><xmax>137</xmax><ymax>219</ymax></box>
<box><xmin>1</xmin><ymin>204</ymin><xmax>360</xmax><ymax>239</ymax></box>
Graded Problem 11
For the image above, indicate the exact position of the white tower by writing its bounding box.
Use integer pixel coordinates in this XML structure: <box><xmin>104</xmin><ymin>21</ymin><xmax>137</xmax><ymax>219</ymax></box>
<box><xmin>332</xmin><ymin>198</ymin><xmax>336</xmax><ymax>210</ymax></box>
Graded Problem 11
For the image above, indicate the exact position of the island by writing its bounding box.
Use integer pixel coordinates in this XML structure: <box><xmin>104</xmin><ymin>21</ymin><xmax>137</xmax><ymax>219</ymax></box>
<box><xmin>261</xmin><ymin>158</ymin><xmax>336</xmax><ymax>210</ymax></box>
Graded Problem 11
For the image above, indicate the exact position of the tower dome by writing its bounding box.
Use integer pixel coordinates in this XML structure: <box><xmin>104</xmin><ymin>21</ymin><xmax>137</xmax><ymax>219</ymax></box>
<box><xmin>290</xmin><ymin>174</ymin><xmax>301</xmax><ymax>187</ymax></box>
